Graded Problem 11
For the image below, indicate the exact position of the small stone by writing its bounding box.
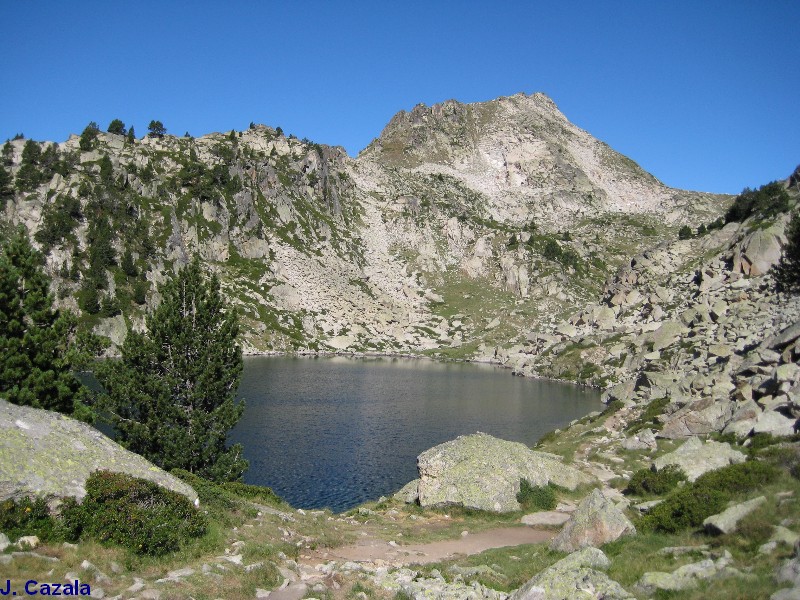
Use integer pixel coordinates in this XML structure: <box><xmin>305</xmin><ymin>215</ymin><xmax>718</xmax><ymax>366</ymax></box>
<box><xmin>16</xmin><ymin>535</ymin><xmax>39</xmax><ymax>550</ymax></box>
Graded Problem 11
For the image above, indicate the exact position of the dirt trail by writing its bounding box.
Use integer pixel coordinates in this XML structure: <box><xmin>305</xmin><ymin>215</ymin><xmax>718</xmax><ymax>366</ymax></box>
<box><xmin>305</xmin><ymin>526</ymin><xmax>555</xmax><ymax>566</ymax></box>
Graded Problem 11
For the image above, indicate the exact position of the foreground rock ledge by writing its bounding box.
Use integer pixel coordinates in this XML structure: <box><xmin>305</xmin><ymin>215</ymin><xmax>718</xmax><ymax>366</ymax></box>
<box><xmin>400</xmin><ymin>432</ymin><xmax>592</xmax><ymax>513</ymax></box>
<box><xmin>0</xmin><ymin>400</ymin><xmax>197</xmax><ymax>504</ymax></box>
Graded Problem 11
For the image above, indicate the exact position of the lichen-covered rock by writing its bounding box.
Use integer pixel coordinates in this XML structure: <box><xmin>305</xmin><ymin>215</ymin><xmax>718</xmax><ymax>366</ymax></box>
<box><xmin>0</xmin><ymin>400</ymin><xmax>197</xmax><ymax>504</ymax></box>
<box><xmin>376</xmin><ymin>567</ymin><xmax>508</xmax><ymax>599</ymax></box>
<box><xmin>636</xmin><ymin>550</ymin><xmax>741</xmax><ymax>595</ymax></box>
<box><xmin>416</xmin><ymin>433</ymin><xmax>592</xmax><ymax>513</ymax></box>
<box><xmin>510</xmin><ymin>547</ymin><xmax>632</xmax><ymax>599</ymax></box>
<box><xmin>550</xmin><ymin>489</ymin><xmax>636</xmax><ymax>553</ymax></box>
<box><xmin>394</xmin><ymin>478</ymin><xmax>420</xmax><ymax>504</ymax></box>
<box><xmin>652</xmin><ymin>436</ymin><xmax>746</xmax><ymax>481</ymax></box>
<box><xmin>704</xmin><ymin>496</ymin><xmax>767</xmax><ymax>535</ymax></box>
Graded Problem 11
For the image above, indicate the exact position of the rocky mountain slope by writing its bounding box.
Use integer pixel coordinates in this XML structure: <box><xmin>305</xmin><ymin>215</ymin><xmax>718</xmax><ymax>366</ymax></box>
<box><xmin>0</xmin><ymin>93</ymin><xmax>725</xmax><ymax>360</ymax></box>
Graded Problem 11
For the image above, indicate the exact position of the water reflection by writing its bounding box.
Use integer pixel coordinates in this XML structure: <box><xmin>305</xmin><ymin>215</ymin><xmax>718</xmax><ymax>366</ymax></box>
<box><xmin>231</xmin><ymin>356</ymin><xmax>602</xmax><ymax>512</ymax></box>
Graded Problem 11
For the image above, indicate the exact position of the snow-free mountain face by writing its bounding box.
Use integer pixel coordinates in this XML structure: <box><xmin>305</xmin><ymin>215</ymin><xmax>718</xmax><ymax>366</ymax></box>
<box><xmin>0</xmin><ymin>93</ymin><xmax>728</xmax><ymax>363</ymax></box>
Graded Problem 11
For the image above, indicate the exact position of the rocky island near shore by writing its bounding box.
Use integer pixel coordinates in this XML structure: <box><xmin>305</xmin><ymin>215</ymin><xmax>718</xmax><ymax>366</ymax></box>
<box><xmin>1</xmin><ymin>93</ymin><xmax>800</xmax><ymax>598</ymax></box>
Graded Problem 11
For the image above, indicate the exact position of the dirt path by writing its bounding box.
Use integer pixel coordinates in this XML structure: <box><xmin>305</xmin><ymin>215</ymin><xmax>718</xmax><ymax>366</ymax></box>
<box><xmin>304</xmin><ymin>526</ymin><xmax>555</xmax><ymax>566</ymax></box>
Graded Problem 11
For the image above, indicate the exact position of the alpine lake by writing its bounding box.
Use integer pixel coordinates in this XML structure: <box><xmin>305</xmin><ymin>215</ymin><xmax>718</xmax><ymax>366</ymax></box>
<box><xmin>230</xmin><ymin>356</ymin><xmax>603</xmax><ymax>512</ymax></box>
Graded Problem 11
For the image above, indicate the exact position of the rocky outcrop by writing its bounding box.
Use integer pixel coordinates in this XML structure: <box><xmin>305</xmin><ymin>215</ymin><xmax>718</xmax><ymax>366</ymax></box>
<box><xmin>652</xmin><ymin>437</ymin><xmax>746</xmax><ymax>481</ymax></box>
<box><xmin>0</xmin><ymin>400</ymin><xmax>197</xmax><ymax>504</ymax></box>
<box><xmin>550</xmin><ymin>489</ymin><xmax>636</xmax><ymax>553</ymax></box>
<box><xmin>413</xmin><ymin>433</ymin><xmax>592</xmax><ymax>512</ymax></box>
<box><xmin>510</xmin><ymin>547</ymin><xmax>632</xmax><ymax>599</ymax></box>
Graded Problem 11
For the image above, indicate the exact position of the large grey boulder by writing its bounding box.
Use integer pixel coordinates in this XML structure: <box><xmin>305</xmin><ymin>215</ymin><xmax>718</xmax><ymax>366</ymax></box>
<box><xmin>510</xmin><ymin>547</ymin><xmax>632</xmax><ymax>599</ymax></box>
<box><xmin>416</xmin><ymin>433</ymin><xmax>592</xmax><ymax>513</ymax></box>
<box><xmin>652</xmin><ymin>437</ymin><xmax>746</xmax><ymax>481</ymax></box>
<box><xmin>737</xmin><ymin>225</ymin><xmax>785</xmax><ymax>276</ymax></box>
<box><xmin>659</xmin><ymin>398</ymin><xmax>736</xmax><ymax>439</ymax></box>
<box><xmin>550</xmin><ymin>489</ymin><xmax>636</xmax><ymax>553</ymax></box>
<box><xmin>0</xmin><ymin>400</ymin><xmax>197</xmax><ymax>504</ymax></box>
<box><xmin>704</xmin><ymin>496</ymin><xmax>767</xmax><ymax>535</ymax></box>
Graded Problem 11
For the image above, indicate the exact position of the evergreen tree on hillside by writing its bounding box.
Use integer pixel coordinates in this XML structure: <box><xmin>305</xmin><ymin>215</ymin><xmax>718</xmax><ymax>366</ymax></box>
<box><xmin>79</xmin><ymin>122</ymin><xmax>100</xmax><ymax>151</ymax></box>
<box><xmin>0</xmin><ymin>164</ymin><xmax>12</xmax><ymax>208</ymax></box>
<box><xmin>97</xmin><ymin>258</ymin><xmax>247</xmax><ymax>482</ymax></box>
<box><xmin>0</xmin><ymin>229</ymin><xmax>88</xmax><ymax>417</ymax></box>
<box><xmin>107</xmin><ymin>119</ymin><xmax>126</xmax><ymax>135</ymax></box>
<box><xmin>774</xmin><ymin>212</ymin><xmax>800</xmax><ymax>293</ymax></box>
<box><xmin>147</xmin><ymin>120</ymin><xmax>166</xmax><ymax>138</ymax></box>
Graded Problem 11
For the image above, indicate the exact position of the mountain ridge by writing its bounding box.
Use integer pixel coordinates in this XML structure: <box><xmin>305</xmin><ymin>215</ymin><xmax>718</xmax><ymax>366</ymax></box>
<box><xmin>0</xmin><ymin>92</ymin><xmax>731</xmax><ymax>370</ymax></box>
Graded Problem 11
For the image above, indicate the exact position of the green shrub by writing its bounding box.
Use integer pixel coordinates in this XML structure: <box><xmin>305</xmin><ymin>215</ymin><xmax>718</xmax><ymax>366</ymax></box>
<box><xmin>517</xmin><ymin>480</ymin><xmax>557</xmax><ymax>511</ymax></box>
<box><xmin>758</xmin><ymin>444</ymin><xmax>800</xmax><ymax>479</ymax></box>
<box><xmin>73</xmin><ymin>470</ymin><xmax>206</xmax><ymax>556</ymax></box>
<box><xmin>0</xmin><ymin>497</ymin><xmax>59</xmax><ymax>542</ymax></box>
<box><xmin>625</xmin><ymin>464</ymin><xmax>687</xmax><ymax>496</ymax></box>
<box><xmin>678</xmin><ymin>225</ymin><xmax>693</xmax><ymax>240</ymax></box>
<box><xmin>638</xmin><ymin>486</ymin><xmax>728</xmax><ymax>533</ymax></box>
<box><xmin>638</xmin><ymin>460</ymin><xmax>780</xmax><ymax>533</ymax></box>
<box><xmin>694</xmin><ymin>460</ymin><xmax>779</xmax><ymax>496</ymax></box>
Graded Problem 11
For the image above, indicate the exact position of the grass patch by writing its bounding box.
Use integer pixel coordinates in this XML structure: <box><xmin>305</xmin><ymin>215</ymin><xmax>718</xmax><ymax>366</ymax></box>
<box><xmin>517</xmin><ymin>480</ymin><xmax>558</xmax><ymax>511</ymax></box>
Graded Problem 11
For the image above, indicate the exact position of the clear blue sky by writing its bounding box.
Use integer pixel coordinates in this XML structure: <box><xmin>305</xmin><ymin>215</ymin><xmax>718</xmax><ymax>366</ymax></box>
<box><xmin>2</xmin><ymin>1</ymin><xmax>797</xmax><ymax>194</ymax></box>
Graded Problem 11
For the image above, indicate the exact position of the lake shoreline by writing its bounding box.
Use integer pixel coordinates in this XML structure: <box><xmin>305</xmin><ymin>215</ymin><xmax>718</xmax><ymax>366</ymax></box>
<box><xmin>241</xmin><ymin>348</ymin><xmax>603</xmax><ymax>390</ymax></box>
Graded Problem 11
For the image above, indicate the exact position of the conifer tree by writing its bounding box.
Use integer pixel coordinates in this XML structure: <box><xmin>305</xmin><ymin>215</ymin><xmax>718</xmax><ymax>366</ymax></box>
<box><xmin>0</xmin><ymin>164</ymin><xmax>12</xmax><ymax>208</ymax></box>
<box><xmin>0</xmin><ymin>229</ymin><xmax>86</xmax><ymax>416</ymax></box>
<box><xmin>774</xmin><ymin>212</ymin><xmax>800</xmax><ymax>293</ymax></box>
<box><xmin>97</xmin><ymin>257</ymin><xmax>247</xmax><ymax>482</ymax></box>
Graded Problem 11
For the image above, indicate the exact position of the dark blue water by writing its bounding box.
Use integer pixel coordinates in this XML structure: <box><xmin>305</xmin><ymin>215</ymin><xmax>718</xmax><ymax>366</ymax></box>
<box><xmin>229</xmin><ymin>356</ymin><xmax>602</xmax><ymax>512</ymax></box>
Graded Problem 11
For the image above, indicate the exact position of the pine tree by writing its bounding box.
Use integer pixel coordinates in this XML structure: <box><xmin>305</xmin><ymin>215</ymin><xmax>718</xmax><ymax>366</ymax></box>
<box><xmin>97</xmin><ymin>258</ymin><xmax>247</xmax><ymax>482</ymax></box>
<box><xmin>774</xmin><ymin>212</ymin><xmax>800</xmax><ymax>293</ymax></box>
<box><xmin>107</xmin><ymin>119</ymin><xmax>126</xmax><ymax>135</ymax></box>
<box><xmin>147</xmin><ymin>120</ymin><xmax>166</xmax><ymax>138</ymax></box>
<box><xmin>0</xmin><ymin>164</ymin><xmax>12</xmax><ymax>208</ymax></box>
<box><xmin>0</xmin><ymin>229</ymin><xmax>87</xmax><ymax>416</ymax></box>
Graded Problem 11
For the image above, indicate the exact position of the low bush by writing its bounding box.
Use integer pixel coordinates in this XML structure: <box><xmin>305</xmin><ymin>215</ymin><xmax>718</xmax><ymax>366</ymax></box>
<box><xmin>694</xmin><ymin>460</ymin><xmax>778</xmax><ymax>495</ymax></box>
<box><xmin>754</xmin><ymin>444</ymin><xmax>800</xmax><ymax>479</ymax></box>
<box><xmin>517</xmin><ymin>480</ymin><xmax>558</xmax><ymax>511</ymax></box>
<box><xmin>638</xmin><ymin>460</ymin><xmax>780</xmax><ymax>533</ymax></box>
<box><xmin>625</xmin><ymin>464</ymin><xmax>687</xmax><ymax>496</ymax></box>
<box><xmin>0</xmin><ymin>497</ymin><xmax>59</xmax><ymax>543</ymax></box>
<box><xmin>638</xmin><ymin>486</ymin><xmax>728</xmax><ymax>533</ymax></box>
<box><xmin>72</xmin><ymin>470</ymin><xmax>206</xmax><ymax>556</ymax></box>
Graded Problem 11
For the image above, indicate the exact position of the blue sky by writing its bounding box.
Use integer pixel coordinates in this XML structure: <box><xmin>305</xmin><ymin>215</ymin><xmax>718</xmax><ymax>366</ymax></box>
<box><xmin>2</xmin><ymin>1</ymin><xmax>797</xmax><ymax>194</ymax></box>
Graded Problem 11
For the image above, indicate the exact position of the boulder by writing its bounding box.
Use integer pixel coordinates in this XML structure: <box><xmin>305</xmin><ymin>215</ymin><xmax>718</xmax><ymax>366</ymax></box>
<box><xmin>753</xmin><ymin>410</ymin><xmax>797</xmax><ymax>437</ymax></box>
<box><xmin>510</xmin><ymin>547</ymin><xmax>632</xmax><ymax>599</ymax></box>
<box><xmin>740</xmin><ymin>226</ymin><xmax>784</xmax><ymax>276</ymax></box>
<box><xmin>651</xmin><ymin>321</ymin><xmax>688</xmax><ymax>352</ymax></box>
<box><xmin>416</xmin><ymin>433</ymin><xmax>592</xmax><ymax>513</ymax></box>
<box><xmin>659</xmin><ymin>399</ymin><xmax>736</xmax><ymax>439</ymax></box>
<box><xmin>550</xmin><ymin>489</ymin><xmax>636</xmax><ymax>553</ymax></box>
<box><xmin>0</xmin><ymin>400</ymin><xmax>197</xmax><ymax>504</ymax></box>
<box><xmin>394</xmin><ymin>479</ymin><xmax>420</xmax><ymax>504</ymax></box>
<box><xmin>652</xmin><ymin>437</ymin><xmax>746</xmax><ymax>481</ymax></box>
<box><xmin>704</xmin><ymin>496</ymin><xmax>767</xmax><ymax>534</ymax></box>
<box><xmin>636</xmin><ymin>551</ymin><xmax>740</xmax><ymax>595</ymax></box>
<box><xmin>622</xmin><ymin>428</ymin><xmax>657</xmax><ymax>451</ymax></box>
